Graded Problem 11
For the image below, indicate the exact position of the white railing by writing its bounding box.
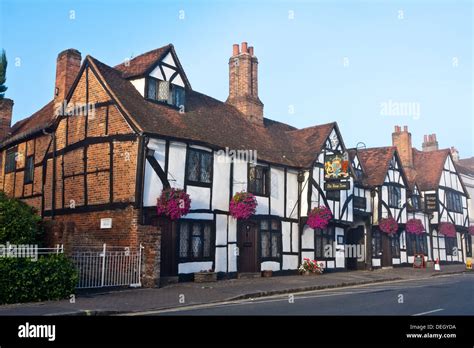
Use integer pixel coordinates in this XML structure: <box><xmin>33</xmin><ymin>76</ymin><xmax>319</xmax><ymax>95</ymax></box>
<box><xmin>70</xmin><ymin>243</ymin><xmax>143</xmax><ymax>289</ymax></box>
<box><xmin>38</xmin><ymin>244</ymin><xmax>64</xmax><ymax>255</ymax></box>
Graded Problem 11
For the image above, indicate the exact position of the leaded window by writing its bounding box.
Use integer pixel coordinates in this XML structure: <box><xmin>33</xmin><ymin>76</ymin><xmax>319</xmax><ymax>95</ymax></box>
<box><xmin>388</xmin><ymin>185</ymin><xmax>401</xmax><ymax>208</ymax></box>
<box><xmin>446</xmin><ymin>190</ymin><xmax>463</xmax><ymax>213</ymax></box>
<box><xmin>260</xmin><ymin>219</ymin><xmax>281</xmax><ymax>260</ymax></box>
<box><xmin>248</xmin><ymin>165</ymin><xmax>269</xmax><ymax>196</ymax></box>
<box><xmin>186</xmin><ymin>148</ymin><xmax>212</xmax><ymax>185</ymax></box>
<box><xmin>445</xmin><ymin>236</ymin><xmax>457</xmax><ymax>256</ymax></box>
<box><xmin>158</xmin><ymin>80</ymin><xmax>170</xmax><ymax>102</ymax></box>
<box><xmin>5</xmin><ymin>148</ymin><xmax>16</xmax><ymax>174</ymax></box>
<box><xmin>372</xmin><ymin>230</ymin><xmax>382</xmax><ymax>257</ymax></box>
<box><xmin>178</xmin><ymin>221</ymin><xmax>213</xmax><ymax>261</ymax></box>
<box><xmin>315</xmin><ymin>227</ymin><xmax>335</xmax><ymax>259</ymax></box>
<box><xmin>24</xmin><ymin>155</ymin><xmax>34</xmax><ymax>184</ymax></box>
<box><xmin>407</xmin><ymin>233</ymin><xmax>427</xmax><ymax>256</ymax></box>
<box><xmin>391</xmin><ymin>233</ymin><xmax>400</xmax><ymax>258</ymax></box>
<box><xmin>147</xmin><ymin>78</ymin><xmax>157</xmax><ymax>99</ymax></box>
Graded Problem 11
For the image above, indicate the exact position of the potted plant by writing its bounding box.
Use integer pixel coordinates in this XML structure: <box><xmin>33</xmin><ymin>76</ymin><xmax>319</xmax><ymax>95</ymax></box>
<box><xmin>406</xmin><ymin>218</ymin><xmax>425</xmax><ymax>235</ymax></box>
<box><xmin>379</xmin><ymin>217</ymin><xmax>398</xmax><ymax>235</ymax></box>
<box><xmin>156</xmin><ymin>188</ymin><xmax>191</xmax><ymax>220</ymax></box>
<box><xmin>439</xmin><ymin>222</ymin><xmax>456</xmax><ymax>238</ymax></box>
<box><xmin>298</xmin><ymin>258</ymin><xmax>323</xmax><ymax>275</ymax></box>
<box><xmin>307</xmin><ymin>206</ymin><xmax>332</xmax><ymax>229</ymax></box>
<box><xmin>194</xmin><ymin>269</ymin><xmax>217</xmax><ymax>283</ymax></box>
<box><xmin>229</xmin><ymin>191</ymin><xmax>258</xmax><ymax>220</ymax></box>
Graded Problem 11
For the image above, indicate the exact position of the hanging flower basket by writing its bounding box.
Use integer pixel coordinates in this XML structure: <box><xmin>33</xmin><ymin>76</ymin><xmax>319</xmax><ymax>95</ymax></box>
<box><xmin>307</xmin><ymin>206</ymin><xmax>332</xmax><ymax>229</ymax></box>
<box><xmin>229</xmin><ymin>191</ymin><xmax>257</xmax><ymax>220</ymax></box>
<box><xmin>469</xmin><ymin>226</ymin><xmax>474</xmax><ymax>236</ymax></box>
<box><xmin>439</xmin><ymin>222</ymin><xmax>456</xmax><ymax>238</ymax></box>
<box><xmin>405</xmin><ymin>218</ymin><xmax>425</xmax><ymax>235</ymax></box>
<box><xmin>156</xmin><ymin>188</ymin><xmax>191</xmax><ymax>220</ymax></box>
<box><xmin>379</xmin><ymin>217</ymin><xmax>398</xmax><ymax>235</ymax></box>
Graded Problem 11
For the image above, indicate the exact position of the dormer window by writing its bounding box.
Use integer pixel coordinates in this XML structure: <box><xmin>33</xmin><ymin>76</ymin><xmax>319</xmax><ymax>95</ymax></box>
<box><xmin>146</xmin><ymin>77</ymin><xmax>185</xmax><ymax>109</ymax></box>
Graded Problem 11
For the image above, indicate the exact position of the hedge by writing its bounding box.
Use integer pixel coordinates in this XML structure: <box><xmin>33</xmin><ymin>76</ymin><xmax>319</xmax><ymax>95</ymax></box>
<box><xmin>0</xmin><ymin>254</ymin><xmax>78</xmax><ymax>304</ymax></box>
<box><xmin>0</xmin><ymin>191</ymin><xmax>42</xmax><ymax>244</ymax></box>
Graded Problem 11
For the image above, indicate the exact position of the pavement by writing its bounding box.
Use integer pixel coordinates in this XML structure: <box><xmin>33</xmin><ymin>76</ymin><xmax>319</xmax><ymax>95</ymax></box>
<box><xmin>0</xmin><ymin>264</ymin><xmax>468</xmax><ymax>316</ymax></box>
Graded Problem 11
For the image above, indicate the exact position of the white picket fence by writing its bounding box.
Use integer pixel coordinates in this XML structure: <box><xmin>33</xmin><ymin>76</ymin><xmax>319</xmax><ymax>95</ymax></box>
<box><xmin>70</xmin><ymin>244</ymin><xmax>143</xmax><ymax>289</ymax></box>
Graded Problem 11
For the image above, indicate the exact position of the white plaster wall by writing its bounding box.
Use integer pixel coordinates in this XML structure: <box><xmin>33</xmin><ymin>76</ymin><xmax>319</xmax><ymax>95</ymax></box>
<box><xmin>212</xmin><ymin>153</ymin><xmax>230</xmax><ymax>211</ymax></box>
<box><xmin>292</xmin><ymin>223</ymin><xmax>299</xmax><ymax>252</ymax></box>
<box><xmin>282</xmin><ymin>255</ymin><xmax>298</xmax><ymax>270</ymax></box>
<box><xmin>179</xmin><ymin>261</ymin><xmax>213</xmax><ymax>274</ymax></box>
<box><xmin>130</xmin><ymin>78</ymin><xmax>145</xmax><ymax>96</ymax></box>
<box><xmin>215</xmin><ymin>214</ymin><xmax>228</xmax><ymax>246</ymax></box>
<box><xmin>232</xmin><ymin>162</ymin><xmax>247</xmax><ymax>193</ymax></box>
<box><xmin>215</xmin><ymin>247</ymin><xmax>227</xmax><ymax>273</ymax></box>
<box><xmin>255</xmin><ymin>195</ymin><xmax>270</xmax><ymax>215</ymax></box>
<box><xmin>281</xmin><ymin>221</ymin><xmax>291</xmax><ymax>253</ymax></box>
<box><xmin>187</xmin><ymin>185</ymin><xmax>211</xmax><ymax>210</ymax></box>
<box><xmin>167</xmin><ymin>142</ymin><xmax>186</xmax><ymax>189</ymax></box>
<box><xmin>286</xmin><ymin>171</ymin><xmax>299</xmax><ymax>219</ymax></box>
<box><xmin>270</xmin><ymin>167</ymin><xmax>285</xmax><ymax>216</ymax></box>
<box><xmin>261</xmin><ymin>261</ymin><xmax>280</xmax><ymax>271</ymax></box>
<box><xmin>302</xmin><ymin>225</ymin><xmax>314</xmax><ymax>249</ymax></box>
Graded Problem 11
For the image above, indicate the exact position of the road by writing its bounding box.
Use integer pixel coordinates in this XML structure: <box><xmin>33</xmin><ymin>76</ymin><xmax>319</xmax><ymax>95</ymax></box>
<box><xmin>135</xmin><ymin>273</ymin><xmax>474</xmax><ymax>316</ymax></box>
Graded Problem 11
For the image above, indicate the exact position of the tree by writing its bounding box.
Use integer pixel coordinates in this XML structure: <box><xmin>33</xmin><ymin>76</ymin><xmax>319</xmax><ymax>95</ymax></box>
<box><xmin>0</xmin><ymin>49</ymin><xmax>7</xmax><ymax>100</ymax></box>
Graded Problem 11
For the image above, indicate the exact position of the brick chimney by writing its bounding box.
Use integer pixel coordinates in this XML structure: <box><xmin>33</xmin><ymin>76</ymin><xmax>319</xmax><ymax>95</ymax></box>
<box><xmin>422</xmin><ymin>133</ymin><xmax>439</xmax><ymax>152</ymax></box>
<box><xmin>0</xmin><ymin>98</ymin><xmax>13</xmax><ymax>141</ymax></box>
<box><xmin>450</xmin><ymin>146</ymin><xmax>459</xmax><ymax>162</ymax></box>
<box><xmin>226</xmin><ymin>42</ymin><xmax>264</xmax><ymax>124</ymax></box>
<box><xmin>392</xmin><ymin>125</ymin><xmax>414</xmax><ymax>168</ymax></box>
<box><xmin>54</xmin><ymin>49</ymin><xmax>81</xmax><ymax>104</ymax></box>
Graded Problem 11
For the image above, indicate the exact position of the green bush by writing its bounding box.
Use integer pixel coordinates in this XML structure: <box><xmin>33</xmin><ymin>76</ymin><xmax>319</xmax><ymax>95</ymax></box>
<box><xmin>0</xmin><ymin>254</ymin><xmax>78</xmax><ymax>304</ymax></box>
<box><xmin>0</xmin><ymin>191</ymin><xmax>42</xmax><ymax>244</ymax></box>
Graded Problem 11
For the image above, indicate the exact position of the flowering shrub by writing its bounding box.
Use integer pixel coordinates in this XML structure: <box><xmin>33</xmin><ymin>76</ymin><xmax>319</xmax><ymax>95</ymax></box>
<box><xmin>405</xmin><ymin>218</ymin><xmax>425</xmax><ymax>235</ymax></box>
<box><xmin>439</xmin><ymin>222</ymin><xmax>456</xmax><ymax>238</ymax></box>
<box><xmin>379</xmin><ymin>217</ymin><xmax>398</xmax><ymax>235</ymax></box>
<box><xmin>156</xmin><ymin>188</ymin><xmax>191</xmax><ymax>220</ymax></box>
<box><xmin>469</xmin><ymin>226</ymin><xmax>474</xmax><ymax>236</ymax></box>
<box><xmin>307</xmin><ymin>206</ymin><xmax>332</xmax><ymax>229</ymax></box>
<box><xmin>229</xmin><ymin>191</ymin><xmax>257</xmax><ymax>220</ymax></box>
<box><xmin>298</xmin><ymin>258</ymin><xmax>323</xmax><ymax>274</ymax></box>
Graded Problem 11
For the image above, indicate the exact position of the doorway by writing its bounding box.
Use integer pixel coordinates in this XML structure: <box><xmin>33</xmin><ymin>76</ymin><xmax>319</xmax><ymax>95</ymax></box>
<box><xmin>160</xmin><ymin>219</ymin><xmax>178</xmax><ymax>277</ymax></box>
<box><xmin>346</xmin><ymin>226</ymin><xmax>365</xmax><ymax>270</ymax></box>
<box><xmin>381</xmin><ymin>233</ymin><xmax>393</xmax><ymax>267</ymax></box>
<box><xmin>237</xmin><ymin>220</ymin><xmax>259</xmax><ymax>273</ymax></box>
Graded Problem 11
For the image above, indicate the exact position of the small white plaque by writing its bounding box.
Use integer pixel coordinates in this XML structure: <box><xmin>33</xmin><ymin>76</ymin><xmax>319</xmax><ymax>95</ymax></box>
<box><xmin>100</xmin><ymin>218</ymin><xmax>112</xmax><ymax>229</ymax></box>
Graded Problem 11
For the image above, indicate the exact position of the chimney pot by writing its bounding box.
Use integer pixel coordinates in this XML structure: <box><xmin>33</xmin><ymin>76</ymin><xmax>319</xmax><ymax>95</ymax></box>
<box><xmin>241</xmin><ymin>42</ymin><xmax>248</xmax><ymax>54</ymax></box>
<box><xmin>248</xmin><ymin>46</ymin><xmax>254</xmax><ymax>56</ymax></box>
<box><xmin>232</xmin><ymin>44</ymin><xmax>239</xmax><ymax>56</ymax></box>
<box><xmin>403</xmin><ymin>125</ymin><xmax>408</xmax><ymax>132</ymax></box>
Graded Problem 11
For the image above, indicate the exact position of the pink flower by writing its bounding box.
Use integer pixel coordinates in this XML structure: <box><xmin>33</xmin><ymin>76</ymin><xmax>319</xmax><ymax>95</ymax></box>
<box><xmin>230</xmin><ymin>191</ymin><xmax>257</xmax><ymax>220</ymax></box>
<box><xmin>406</xmin><ymin>218</ymin><xmax>425</xmax><ymax>235</ymax></box>
<box><xmin>156</xmin><ymin>188</ymin><xmax>191</xmax><ymax>220</ymax></box>
<box><xmin>379</xmin><ymin>217</ymin><xmax>398</xmax><ymax>235</ymax></box>
<box><xmin>439</xmin><ymin>222</ymin><xmax>456</xmax><ymax>238</ymax></box>
<box><xmin>469</xmin><ymin>226</ymin><xmax>474</xmax><ymax>236</ymax></box>
<box><xmin>307</xmin><ymin>206</ymin><xmax>332</xmax><ymax>229</ymax></box>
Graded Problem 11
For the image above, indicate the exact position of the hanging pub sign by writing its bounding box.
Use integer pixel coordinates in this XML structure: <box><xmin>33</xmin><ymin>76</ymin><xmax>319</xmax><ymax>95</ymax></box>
<box><xmin>424</xmin><ymin>193</ymin><xmax>438</xmax><ymax>212</ymax></box>
<box><xmin>324</xmin><ymin>152</ymin><xmax>350</xmax><ymax>180</ymax></box>
<box><xmin>324</xmin><ymin>181</ymin><xmax>351</xmax><ymax>191</ymax></box>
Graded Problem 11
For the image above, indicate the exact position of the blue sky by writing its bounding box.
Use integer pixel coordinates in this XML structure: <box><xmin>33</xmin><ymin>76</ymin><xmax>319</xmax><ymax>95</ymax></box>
<box><xmin>1</xmin><ymin>0</ymin><xmax>473</xmax><ymax>156</ymax></box>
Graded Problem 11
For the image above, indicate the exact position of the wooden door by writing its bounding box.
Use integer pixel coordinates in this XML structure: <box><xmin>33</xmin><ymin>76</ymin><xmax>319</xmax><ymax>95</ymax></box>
<box><xmin>346</xmin><ymin>226</ymin><xmax>365</xmax><ymax>270</ymax></box>
<box><xmin>238</xmin><ymin>221</ymin><xmax>258</xmax><ymax>273</ymax></box>
<box><xmin>160</xmin><ymin>219</ymin><xmax>178</xmax><ymax>277</ymax></box>
<box><xmin>381</xmin><ymin>233</ymin><xmax>392</xmax><ymax>267</ymax></box>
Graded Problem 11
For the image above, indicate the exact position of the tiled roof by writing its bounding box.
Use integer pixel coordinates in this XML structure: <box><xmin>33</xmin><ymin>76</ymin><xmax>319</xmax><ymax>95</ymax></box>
<box><xmin>89</xmin><ymin>55</ymin><xmax>337</xmax><ymax>168</ymax></box>
<box><xmin>457</xmin><ymin>157</ymin><xmax>474</xmax><ymax>176</ymax></box>
<box><xmin>114</xmin><ymin>45</ymin><xmax>172</xmax><ymax>78</ymax></box>
<box><xmin>412</xmin><ymin>148</ymin><xmax>450</xmax><ymax>191</ymax></box>
<box><xmin>355</xmin><ymin>147</ymin><xmax>397</xmax><ymax>187</ymax></box>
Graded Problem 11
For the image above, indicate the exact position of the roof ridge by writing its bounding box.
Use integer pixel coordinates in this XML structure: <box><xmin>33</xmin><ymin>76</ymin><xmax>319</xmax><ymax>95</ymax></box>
<box><xmin>113</xmin><ymin>44</ymin><xmax>172</xmax><ymax>69</ymax></box>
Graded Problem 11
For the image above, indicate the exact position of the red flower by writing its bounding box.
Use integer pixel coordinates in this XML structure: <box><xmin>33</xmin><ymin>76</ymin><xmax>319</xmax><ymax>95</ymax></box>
<box><xmin>307</xmin><ymin>206</ymin><xmax>332</xmax><ymax>229</ymax></box>
<box><xmin>406</xmin><ymin>218</ymin><xmax>425</xmax><ymax>235</ymax></box>
<box><xmin>439</xmin><ymin>222</ymin><xmax>456</xmax><ymax>238</ymax></box>
<box><xmin>156</xmin><ymin>188</ymin><xmax>191</xmax><ymax>220</ymax></box>
<box><xmin>229</xmin><ymin>191</ymin><xmax>258</xmax><ymax>220</ymax></box>
<box><xmin>379</xmin><ymin>217</ymin><xmax>398</xmax><ymax>235</ymax></box>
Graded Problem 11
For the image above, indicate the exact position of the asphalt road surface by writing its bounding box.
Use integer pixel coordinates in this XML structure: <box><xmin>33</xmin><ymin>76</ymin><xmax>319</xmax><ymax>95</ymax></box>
<box><xmin>137</xmin><ymin>273</ymin><xmax>474</xmax><ymax>316</ymax></box>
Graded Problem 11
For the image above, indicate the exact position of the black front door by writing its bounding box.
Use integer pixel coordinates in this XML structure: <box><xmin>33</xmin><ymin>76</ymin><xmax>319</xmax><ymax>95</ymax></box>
<box><xmin>381</xmin><ymin>233</ymin><xmax>393</xmax><ymax>267</ymax></box>
<box><xmin>346</xmin><ymin>226</ymin><xmax>365</xmax><ymax>270</ymax></box>
<box><xmin>160</xmin><ymin>219</ymin><xmax>178</xmax><ymax>277</ymax></box>
<box><xmin>238</xmin><ymin>221</ymin><xmax>258</xmax><ymax>273</ymax></box>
